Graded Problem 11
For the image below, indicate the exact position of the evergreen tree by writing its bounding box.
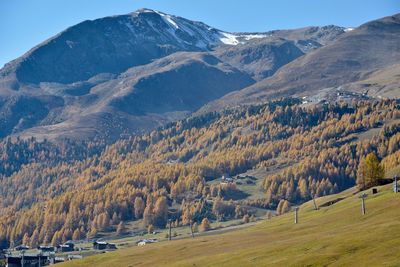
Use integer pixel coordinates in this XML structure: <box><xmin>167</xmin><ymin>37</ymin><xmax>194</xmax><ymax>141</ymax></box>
<box><xmin>199</xmin><ymin>218</ymin><xmax>211</xmax><ymax>232</ymax></box>
<box><xmin>22</xmin><ymin>233</ymin><xmax>30</xmax><ymax>246</ymax></box>
<box><xmin>356</xmin><ymin>157</ymin><xmax>367</xmax><ymax>190</ymax></box>
<box><xmin>72</xmin><ymin>229</ymin><xmax>82</xmax><ymax>241</ymax></box>
<box><xmin>365</xmin><ymin>152</ymin><xmax>384</xmax><ymax>187</ymax></box>
<box><xmin>143</xmin><ymin>202</ymin><xmax>155</xmax><ymax>227</ymax></box>
<box><xmin>134</xmin><ymin>197</ymin><xmax>145</xmax><ymax>219</ymax></box>
<box><xmin>153</xmin><ymin>197</ymin><xmax>168</xmax><ymax>228</ymax></box>
<box><xmin>116</xmin><ymin>221</ymin><xmax>126</xmax><ymax>236</ymax></box>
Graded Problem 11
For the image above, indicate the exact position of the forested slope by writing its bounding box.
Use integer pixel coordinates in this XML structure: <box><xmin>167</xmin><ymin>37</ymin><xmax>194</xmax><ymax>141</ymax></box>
<box><xmin>0</xmin><ymin>98</ymin><xmax>399</xmax><ymax>248</ymax></box>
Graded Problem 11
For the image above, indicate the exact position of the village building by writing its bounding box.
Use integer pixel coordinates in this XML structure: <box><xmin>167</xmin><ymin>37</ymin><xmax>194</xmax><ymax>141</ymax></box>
<box><xmin>6</xmin><ymin>253</ymin><xmax>50</xmax><ymax>267</ymax></box>
<box><xmin>221</xmin><ymin>175</ymin><xmax>234</xmax><ymax>183</ymax></box>
<box><xmin>57</xmin><ymin>241</ymin><xmax>74</xmax><ymax>252</ymax></box>
<box><xmin>67</xmin><ymin>254</ymin><xmax>83</xmax><ymax>260</ymax></box>
<box><xmin>92</xmin><ymin>241</ymin><xmax>117</xmax><ymax>250</ymax></box>
<box><xmin>37</xmin><ymin>245</ymin><xmax>55</xmax><ymax>252</ymax></box>
<box><xmin>137</xmin><ymin>239</ymin><xmax>158</xmax><ymax>246</ymax></box>
<box><xmin>14</xmin><ymin>245</ymin><xmax>29</xmax><ymax>251</ymax></box>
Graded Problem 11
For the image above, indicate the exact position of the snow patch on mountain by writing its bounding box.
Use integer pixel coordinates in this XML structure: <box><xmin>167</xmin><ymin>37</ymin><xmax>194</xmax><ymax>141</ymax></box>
<box><xmin>155</xmin><ymin>10</ymin><xmax>179</xmax><ymax>29</ymax></box>
<box><xmin>219</xmin><ymin>32</ymin><xmax>240</xmax><ymax>45</ymax></box>
<box><xmin>130</xmin><ymin>8</ymin><xmax>268</xmax><ymax>49</ymax></box>
<box><xmin>241</xmin><ymin>34</ymin><xmax>268</xmax><ymax>40</ymax></box>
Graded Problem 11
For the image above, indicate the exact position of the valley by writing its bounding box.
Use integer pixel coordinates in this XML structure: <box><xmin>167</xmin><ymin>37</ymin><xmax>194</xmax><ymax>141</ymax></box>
<box><xmin>0</xmin><ymin>6</ymin><xmax>399</xmax><ymax>267</ymax></box>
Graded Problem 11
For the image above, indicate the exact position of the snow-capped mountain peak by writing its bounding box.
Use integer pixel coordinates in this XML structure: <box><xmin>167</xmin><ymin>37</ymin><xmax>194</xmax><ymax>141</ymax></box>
<box><xmin>130</xmin><ymin>8</ymin><xmax>267</xmax><ymax>49</ymax></box>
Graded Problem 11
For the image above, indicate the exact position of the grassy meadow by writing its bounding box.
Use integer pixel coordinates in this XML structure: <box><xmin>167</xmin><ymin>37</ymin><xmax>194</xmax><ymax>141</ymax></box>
<box><xmin>60</xmin><ymin>184</ymin><xmax>400</xmax><ymax>266</ymax></box>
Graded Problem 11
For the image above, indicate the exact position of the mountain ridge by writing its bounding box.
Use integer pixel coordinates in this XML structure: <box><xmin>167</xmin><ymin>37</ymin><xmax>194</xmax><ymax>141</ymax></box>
<box><xmin>1</xmin><ymin>9</ymin><xmax>398</xmax><ymax>142</ymax></box>
<box><xmin>199</xmin><ymin>13</ymin><xmax>400</xmax><ymax>113</ymax></box>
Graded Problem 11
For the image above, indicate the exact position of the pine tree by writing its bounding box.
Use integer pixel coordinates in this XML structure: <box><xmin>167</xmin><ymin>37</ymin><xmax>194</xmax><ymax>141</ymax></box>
<box><xmin>147</xmin><ymin>224</ymin><xmax>154</xmax><ymax>234</ymax></box>
<box><xmin>72</xmin><ymin>229</ymin><xmax>82</xmax><ymax>241</ymax></box>
<box><xmin>235</xmin><ymin>205</ymin><xmax>243</xmax><ymax>219</ymax></box>
<box><xmin>199</xmin><ymin>218</ymin><xmax>211</xmax><ymax>232</ymax></box>
<box><xmin>51</xmin><ymin>231</ymin><xmax>62</xmax><ymax>246</ymax></box>
<box><xmin>192</xmin><ymin>222</ymin><xmax>198</xmax><ymax>233</ymax></box>
<box><xmin>298</xmin><ymin>178</ymin><xmax>309</xmax><ymax>199</ymax></box>
<box><xmin>22</xmin><ymin>233</ymin><xmax>30</xmax><ymax>246</ymax></box>
<box><xmin>30</xmin><ymin>230</ymin><xmax>39</xmax><ymax>248</ymax></box>
<box><xmin>153</xmin><ymin>197</ymin><xmax>168</xmax><ymax>228</ymax></box>
<box><xmin>143</xmin><ymin>202</ymin><xmax>154</xmax><ymax>227</ymax></box>
<box><xmin>134</xmin><ymin>197</ymin><xmax>145</xmax><ymax>219</ymax></box>
<box><xmin>365</xmin><ymin>152</ymin><xmax>384</xmax><ymax>187</ymax></box>
<box><xmin>87</xmin><ymin>227</ymin><xmax>97</xmax><ymax>239</ymax></box>
<box><xmin>99</xmin><ymin>213</ymin><xmax>110</xmax><ymax>230</ymax></box>
<box><xmin>356</xmin><ymin>158</ymin><xmax>367</xmax><ymax>190</ymax></box>
<box><xmin>276</xmin><ymin>199</ymin><xmax>291</xmax><ymax>215</ymax></box>
<box><xmin>116</xmin><ymin>221</ymin><xmax>125</xmax><ymax>236</ymax></box>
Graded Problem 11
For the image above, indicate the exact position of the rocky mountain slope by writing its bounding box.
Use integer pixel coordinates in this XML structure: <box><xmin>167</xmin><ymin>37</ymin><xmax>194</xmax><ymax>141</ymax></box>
<box><xmin>2</xmin><ymin>9</ymin><xmax>397</xmax><ymax>142</ymax></box>
<box><xmin>201</xmin><ymin>13</ymin><xmax>400</xmax><ymax>112</ymax></box>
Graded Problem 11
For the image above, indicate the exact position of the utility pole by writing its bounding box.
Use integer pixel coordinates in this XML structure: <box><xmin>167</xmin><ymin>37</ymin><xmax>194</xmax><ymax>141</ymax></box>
<box><xmin>294</xmin><ymin>207</ymin><xmax>299</xmax><ymax>224</ymax></box>
<box><xmin>189</xmin><ymin>220</ymin><xmax>194</xmax><ymax>238</ymax></box>
<box><xmin>311</xmin><ymin>194</ymin><xmax>319</xmax><ymax>210</ymax></box>
<box><xmin>38</xmin><ymin>251</ymin><xmax>42</xmax><ymax>267</ymax></box>
<box><xmin>359</xmin><ymin>193</ymin><xmax>367</xmax><ymax>215</ymax></box>
<box><xmin>21</xmin><ymin>250</ymin><xmax>25</xmax><ymax>267</ymax></box>
<box><xmin>168</xmin><ymin>219</ymin><xmax>172</xmax><ymax>241</ymax></box>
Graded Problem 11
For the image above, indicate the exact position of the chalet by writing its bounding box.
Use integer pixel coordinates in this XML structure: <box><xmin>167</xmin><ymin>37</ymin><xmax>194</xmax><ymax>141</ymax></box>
<box><xmin>93</xmin><ymin>241</ymin><xmax>107</xmax><ymax>250</ymax></box>
<box><xmin>14</xmin><ymin>245</ymin><xmax>29</xmax><ymax>251</ymax></box>
<box><xmin>93</xmin><ymin>241</ymin><xmax>117</xmax><ymax>250</ymax></box>
<box><xmin>57</xmin><ymin>242</ymin><xmax>74</xmax><ymax>252</ymax></box>
<box><xmin>37</xmin><ymin>245</ymin><xmax>55</xmax><ymax>252</ymax></box>
<box><xmin>63</xmin><ymin>241</ymin><xmax>75</xmax><ymax>248</ymax></box>
<box><xmin>137</xmin><ymin>239</ymin><xmax>157</xmax><ymax>246</ymax></box>
<box><xmin>221</xmin><ymin>175</ymin><xmax>233</xmax><ymax>183</ymax></box>
<box><xmin>378</xmin><ymin>178</ymin><xmax>394</xmax><ymax>186</ymax></box>
<box><xmin>67</xmin><ymin>254</ymin><xmax>83</xmax><ymax>260</ymax></box>
<box><xmin>52</xmin><ymin>257</ymin><xmax>66</xmax><ymax>264</ymax></box>
<box><xmin>6</xmin><ymin>253</ymin><xmax>50</xmax><ymax>267</ymax></box>
<box><xmin>58</xmin><ymin>245</ymin><xmax>74</xmax><ymax>252</ymax></box>
<box><xmin>107</xmin><ymin>243</ymin><xmax>117</xmax><ymax>250</ymax></box>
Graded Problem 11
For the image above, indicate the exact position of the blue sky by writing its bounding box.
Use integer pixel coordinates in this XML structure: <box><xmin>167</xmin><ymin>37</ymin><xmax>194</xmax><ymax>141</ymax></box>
<box><xmin>0</xmin><ymin>0</ymin><xmax>398</xmax><ymax>68</ymax></box>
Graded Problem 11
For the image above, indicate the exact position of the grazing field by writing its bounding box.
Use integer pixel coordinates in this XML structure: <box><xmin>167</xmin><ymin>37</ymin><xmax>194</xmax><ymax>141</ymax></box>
<box><xmin>60</xmin><ymin>184</ymin><xmax>400</xmax><ymax>266</ymax></box>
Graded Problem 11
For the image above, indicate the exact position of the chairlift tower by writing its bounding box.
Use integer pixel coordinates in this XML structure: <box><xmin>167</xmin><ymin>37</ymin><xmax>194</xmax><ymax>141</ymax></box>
<box><xmin>21</xmin><ymin>250</ymin><xmax>25</xmax><ymax>267</ymax></box>
<box><xmin>168</xmin><ymin>219</ymin><xmax>172</xmax><ymax>241</ymax></box>
<box><xmin>294</xmin><ymin>207</ymin><xmax>299</xmax><ymax>224</ymax></box>
<box><xmin>359</xmin><ymin>193</ymin><xmax>367</xmax><ymax>215</ymax></box>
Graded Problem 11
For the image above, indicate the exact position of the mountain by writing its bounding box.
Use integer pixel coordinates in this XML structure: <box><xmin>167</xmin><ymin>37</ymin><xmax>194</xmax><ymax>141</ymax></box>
<box><xmin>212</xmin><ymin>25</ymin><xmax>347</xmax><ymax>81</ymax></box>
<box><xmin>0</xmin><ymin>9</ymin><xmax>399</xmax><ymax>261</ymax></box>
<box><xmin>0</xmin><ymin>8</ymin><xmax>252</xmax><ymax>85</ymax></box>
<box><xmin>201</xmin><ymin>14</ymin><xmax>400</xmax><ymax>112</ymax></box>
<box><xmin>0</xmin><ymin>8</ymin><xmax>383</xmax><ymax>142</ymax></box>
<box><xmin>4</xmin><ymin>52</ymin><xmax>255</xmax><ymax>141</ymax></box>
<box><xmin>0</xmin><ymin>8</ymin><xmax>264</xmax><ymax>141</ymax></box>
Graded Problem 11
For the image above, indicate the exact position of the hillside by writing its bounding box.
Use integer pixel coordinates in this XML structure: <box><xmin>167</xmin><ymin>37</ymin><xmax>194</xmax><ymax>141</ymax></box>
<box><xmin>201</xmin><ymin>13</ymin><xmax>400</xmax><ymax>113</ymax></box>
<box><xmin>1</xmin><ymin>11</ymin><xmax>399</xmax><ymax>143</ymax></box>
<box><xmin>1</xmin><ymin>5</ymin><xmax>399</xmax><ymax>267</ymax></box>
<box><xmin>60</xmin><ymin>184</ymin><xmax>400</xmax><ymax>266</ymax></box>
<box><xmin>0</xmin><ymin>8</ymin><xmax>346</xmax><ymax>142</ymax></box>
<box><xmin>0</xmin><ymin>98</ymin><xmax>399</xmax><ymax>249</ymax></box>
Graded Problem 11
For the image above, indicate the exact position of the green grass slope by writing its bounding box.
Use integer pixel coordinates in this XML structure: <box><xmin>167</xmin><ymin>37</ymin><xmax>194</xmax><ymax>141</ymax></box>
<box><xmin>61</xmin><ymin>185</ymin><xmax>400</xmax><ymax>267</ymax></box>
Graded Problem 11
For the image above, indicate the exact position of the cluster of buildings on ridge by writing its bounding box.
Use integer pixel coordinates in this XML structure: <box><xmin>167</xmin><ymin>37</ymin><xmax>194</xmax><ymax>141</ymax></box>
<box><xmin>2</xmin><ymin>240</ymin><xmax>118</xmax><ymax>266</ymax></box>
